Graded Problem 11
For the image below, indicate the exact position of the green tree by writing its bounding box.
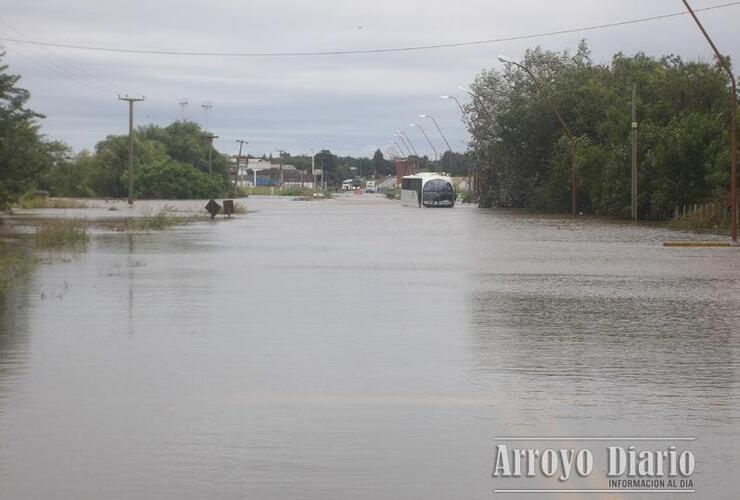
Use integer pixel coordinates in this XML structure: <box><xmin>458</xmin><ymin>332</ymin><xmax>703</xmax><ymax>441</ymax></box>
<box><xmin>136</xmin><ymin>159</ymin><xmax>223</xmax><ymax>199</ymax></box>
<box><xmin>0</xmin><ymin>52</ymin><xmax>54</xmax><ymax>209</ymax></box>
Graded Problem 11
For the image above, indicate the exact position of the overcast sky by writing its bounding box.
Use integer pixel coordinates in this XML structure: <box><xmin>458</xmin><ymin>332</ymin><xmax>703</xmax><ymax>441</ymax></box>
<box><xmin>0</xmin><ymin>0</ymin><xmax>738</xmax><ymax>158</ymax></box>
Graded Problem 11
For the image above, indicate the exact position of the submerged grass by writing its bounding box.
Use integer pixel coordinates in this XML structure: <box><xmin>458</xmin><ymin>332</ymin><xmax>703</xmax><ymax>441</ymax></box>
<box><xmin>0</xmin><ymin>244</ymin><xmax>35</xmax><ymax>291</ymax></box>
<box><xmin>244</xmin><ymin>186</ymin><xmax>332</xmax><ymax>198</ymax></box>
<box><xmin>126</xmin><ymin>209</ymin><xmax>207</xmax><ymax>231</ymax></box>
<box><xmin>17</xmin><ymin>196</ymin><xmax>87</xmax><ymax>209</ymax></box>
<box><xmin>35</xmin><ymin>221</ymin><xmax>90</xmax><ymax>250</ymax></box>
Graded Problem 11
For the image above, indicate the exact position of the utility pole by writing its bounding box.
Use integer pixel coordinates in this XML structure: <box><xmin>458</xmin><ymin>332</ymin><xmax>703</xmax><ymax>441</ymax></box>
<box><xmin>206</xmin><ymin>134</ymin><xmax>219</xmax><ymax>176</ymax></box>
<box><xmin>235</xmin><ymin>139</ymin><xmax>248</xmax><ymax>187</ymax></box>
<box><xmin>179</xmin><ymin>98</ymin><xmax>188</xmax><ymax>122</ymax></box>
<box><xmin>682</xmin><ymin>0</ymin><xmax>737</xmax><ymax>243</ymax></box>
<box><xmin>321</xmin><ymin>157</ymin><xmax>326</xmax><ymax>190</ymax></box>
<box><xmin>631</xmin><ymin>83</ymin><xmax>638</xmax><ymax>221</ymax></box>
<box><xmin>118</xmin><ymin>95</ymin><xmax>144</xmax><ymax>205</ymax></box>
<box><xmin>201</xmin><ymin>102</ymin><xmax>213</xmax><ymax>131</ymax></box>
<box><xmin>310</xmin><ymin>148</ymin><xmax>316</xmax><ymax>192</ymax></box>
<box><xmin>277</xmin><ymin>149</ymin><xmax>285</xmax><ymax>187</ymax></box>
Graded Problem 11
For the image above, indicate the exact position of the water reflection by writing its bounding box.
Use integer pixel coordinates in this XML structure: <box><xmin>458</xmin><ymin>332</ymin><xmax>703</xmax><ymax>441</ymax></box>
<box><xmin>0</xmin><ymin>198</ymin><xmax>738</xmax><ymax>499</ymax></box>
<box><xmin>0</xmin><ymin>274</ymin><xmax>32</xmax><ymax>397</ymax></box>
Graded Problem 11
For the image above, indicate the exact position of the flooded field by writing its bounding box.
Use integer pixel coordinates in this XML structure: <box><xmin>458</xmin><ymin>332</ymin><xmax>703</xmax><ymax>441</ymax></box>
<box><xmin>1</xmin><ymin>195</ymin><xmax>739</xmax><ymax>499</ymax></box>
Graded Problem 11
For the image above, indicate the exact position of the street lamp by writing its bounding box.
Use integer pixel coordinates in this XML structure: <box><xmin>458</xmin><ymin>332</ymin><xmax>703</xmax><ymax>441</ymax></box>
<box><xmin>441</xmin><ymin>95</ymin><xmax>465</xmax><ymax>115</ymax></box>
<box><xmin>395</xmin><ymin>133</ymin><xmax>413</xmax><ymax>157</ymax></box>
<box><xmin>498</xmin><ymin>54</ymin><xmax>578</xmax><ymax>217</ymax></box>
<box><xmin>682</xmin><ymin>0</ymin><xmax>737</xmax><ymax>243</ymax></box>
<box><xmin>458</xmin><ymin>86</ymin><xmax>495</xmax><ymax>124</ymax></box>
<box><xmin>409</xmin><ymin>123</ymin><xmax>439</xmax><ymax>163</ymax></box>
<box><xmin>420</xmin><ymin>114</ymin><xmax>453</xmax><ymax>173</ymax></box>
<box><xmin>392</xmin><ymin>141</ymin><xmax>408</xmax><ymax>158</ymax></box>
<box><xmin>383</xmin><ymin>146</ymin><xmax>398</xmax><ymax>160</ymax></box>
<box><xmin>397</xmin><ymin>130</ymin><xmax>419</xmax><ymax>157</ymax></box>
<box><xmin>393</xmin><ymin>138</ymin><xmax>411</xmax><ymax>157</ymax></box>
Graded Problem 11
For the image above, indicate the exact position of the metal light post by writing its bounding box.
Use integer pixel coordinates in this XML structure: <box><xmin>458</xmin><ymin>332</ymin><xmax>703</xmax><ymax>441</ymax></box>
<box><xmin>458</xmin><ymin>86</ymin><xmax>495</xmax><ymax>125</ymax></box>
<box><xmin>420</xmin><ymin>114</ymin><xmax>453</xmax><ymax>173</ymax></box>
<box><xmin>392</xmin><ymin>141</ymin><xmax>407</xmax><ymax>158</ymax></box>
<box><xmin>682</xmin><ymin>0</ymin><xmax>737</xmax><ymax>243</ymax></box>
<box><xmin>395</xmin><ymin>133</ymin><xmax>412</xmax><ymax>157</ymax></box>
<box><xmin>409</xmin><ymin>123</ymin><xmax>439</xmax><ymax>162</ymax></box>
<box><xmin>499</xmin><ymin>55</ymin><xmax>578</xmax><ymax>217</ymax></box>
<box><xmin>398</xmin><ymin>130</ymin><xmax>419</xmax><ymax>157</ymax></box>
<box><xmin>441</xmin><ymin>95</ymin><xmax>465</xmax><ymax>115</ymax></box>
<box><xmin>443</xmin><ymin>95</ymin><xmax>476</xmax><ymax>192</ymax></box>
<box><xmin>389</xmin><ymin>143</ymin><xmax>403</xmax><ymax>158</ymax></box>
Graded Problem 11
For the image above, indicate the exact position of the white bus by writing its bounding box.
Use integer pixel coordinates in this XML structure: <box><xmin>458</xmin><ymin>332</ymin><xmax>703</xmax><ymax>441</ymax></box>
<box><xmin>400</xmin><ymin>172</ymin><xmax>455</xmax><ymax>208</ymax></box>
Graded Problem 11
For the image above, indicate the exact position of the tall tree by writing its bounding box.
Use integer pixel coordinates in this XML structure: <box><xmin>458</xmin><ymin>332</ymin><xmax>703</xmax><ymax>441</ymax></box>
<box><xmin>0</xmin><ymin>52</ymin><xmax>53</xmax><ymax>209</ymax></box>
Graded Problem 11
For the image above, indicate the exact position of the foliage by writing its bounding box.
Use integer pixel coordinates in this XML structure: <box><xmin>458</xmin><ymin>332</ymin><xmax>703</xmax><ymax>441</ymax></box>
<box><xmin>17</xmin><ymin>195</ymin><xmax>87</xmax><ymax>209</ymax></box>
<box><xmin>126</xmin><ymin>209</ymin><xmax>196</xmax><ymax>231</ymax></box>
<box><xmin>0</xmin><ymin>243</ymin><xmax>34</xmax><ymax>290</ymax></box>
<box><xmin>38</xmin><ymin>121</ymin><xmax>233</xmax><ymax>200</ymax></box>
<box><xmin>135</xmin><ymin>159</ymin><xmax>223</xmax><ymax>199</ymax></box>
<box><xmin>35</xmin><ymin>221</ymin><xmax>89</xmax><ymax>250</ymax></box>
<box><xmin>0</xmin><ymin>52</ymin><xmax>60</xmax><ymax>210</ymax></box>
<box><xmin>468</xmin><ymin>42</ymin><xmax>735</xmax><ymax>219</ymax></box>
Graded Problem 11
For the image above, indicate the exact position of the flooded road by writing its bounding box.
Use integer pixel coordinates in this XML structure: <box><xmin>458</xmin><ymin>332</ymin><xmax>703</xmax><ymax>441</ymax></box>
<box><xmin>1</xmin><ymin>195</ymin><xmax>739</xmax><ymax>499</ymax></box>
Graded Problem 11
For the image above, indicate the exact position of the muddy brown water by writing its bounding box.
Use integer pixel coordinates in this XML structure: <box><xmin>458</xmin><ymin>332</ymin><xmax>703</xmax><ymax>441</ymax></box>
<box><xmin>1</xmin><ymin>195</ymin><xmax>738</xmax><ymax>499</ymax></box>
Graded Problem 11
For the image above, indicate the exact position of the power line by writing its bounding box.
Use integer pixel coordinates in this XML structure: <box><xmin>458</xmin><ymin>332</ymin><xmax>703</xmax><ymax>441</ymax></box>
<box><xmin>0</xmin><ymin>2</ymin><xmax>738</xmax><ymax>58</ymax></box>
<box><xmin>0</xmin><ymin>17</ymin><xmax>118</xmax><ymax>93</ymax></box>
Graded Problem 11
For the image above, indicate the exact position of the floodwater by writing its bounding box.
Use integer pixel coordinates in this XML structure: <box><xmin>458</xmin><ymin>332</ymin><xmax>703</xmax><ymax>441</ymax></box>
<box><xmin>1</xmin><ymin>195</ymin><xmax>739</xmax><ymax>500</ymax></box>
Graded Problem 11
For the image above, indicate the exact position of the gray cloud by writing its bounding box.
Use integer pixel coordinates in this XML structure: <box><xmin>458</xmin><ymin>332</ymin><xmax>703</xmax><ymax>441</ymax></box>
<box><xmin>0</xmin><ymin>0</ymin><xmax>737</xmax><ymax>158</ymax></box>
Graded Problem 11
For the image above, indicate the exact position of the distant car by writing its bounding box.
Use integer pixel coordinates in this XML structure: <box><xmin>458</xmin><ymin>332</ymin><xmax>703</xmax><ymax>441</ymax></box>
<box><xmin>365</xmin><ymin>180</ymin><xmax>376</xmax><ymax>193</ymax></box>
<box><xmin>341</xmin><ymin>179</ymin><xmax>353</xmax><ymax>191</ymax></box>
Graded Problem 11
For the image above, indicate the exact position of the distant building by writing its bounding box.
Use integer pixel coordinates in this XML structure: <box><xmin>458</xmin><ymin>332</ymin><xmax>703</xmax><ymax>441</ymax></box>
<box><xmin>232</xmin><ymin>158</ymin><xmax>313</xmax><ymax>188</ymax></box>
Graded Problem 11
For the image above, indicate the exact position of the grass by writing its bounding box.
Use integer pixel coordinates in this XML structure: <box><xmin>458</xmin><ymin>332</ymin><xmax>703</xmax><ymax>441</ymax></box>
<box><xmin>245</xmin><ymin>186</ymin><xmax>331</xmax><ymax>198</ymax></box>
<box><xmin>126</xmin><ymin>209</ymin><xmax>207</xmax><ymax>231</ymax></box>
<box><xmin>17</xmin><ymin>195</ymin><xmax>87</xmax><ymax>209</ymax></box>
<box><xmin>232</xmin><ymin>202</ymin><xmax>247</xmax><ymax>214</ymax></box>
<box><xmin>35</xmin><ymin>221</ymin><xmax>90</xmax><ymax>250</ymax></box>
<box><xmin>668</xmin><ymin>199</ymin><xmax>735</xmax><ymax>234</ymax></box>
<box><xmin>0</xmin><ymin>244</ymin><xmax>35</xmax><ymax>291</ymax></box>
<box><xmin>385</xmin><ymin>189</ymin><xmax>400</xmax><ymax>200</ymax></box>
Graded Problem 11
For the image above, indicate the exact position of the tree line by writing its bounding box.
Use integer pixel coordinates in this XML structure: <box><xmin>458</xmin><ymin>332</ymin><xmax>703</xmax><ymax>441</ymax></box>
<box><xmin>467</xmin><ymin>41</ymin><xmax>735</xmax><ymax>219</ymax></box>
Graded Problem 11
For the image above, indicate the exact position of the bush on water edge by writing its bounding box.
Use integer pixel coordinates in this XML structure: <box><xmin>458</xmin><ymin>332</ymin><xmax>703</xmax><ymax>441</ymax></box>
<box><xmin>240</xmin><ymin>186</ymin><xmax>332</xmax><ymax>198</ymax></box>
<box><xmin>35</xmin><ymin>221</ymin><xmax>90</xmax><ymax>250</ymax></box>
<box><xmin>17</xmin><ymin>195</ymin><xmax>87</xmax><ymax>209</ymax></box>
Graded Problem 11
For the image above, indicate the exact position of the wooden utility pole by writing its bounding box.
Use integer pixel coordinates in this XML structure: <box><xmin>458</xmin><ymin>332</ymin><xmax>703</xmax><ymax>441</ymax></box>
<box><xmin>235</xmin><ymin>139</ymin><xmax>248</xmax><ymax>186</ymax></box>
<box><xmin>206</xmin><ymin>134</ymin><xmax>219</xmax><ymax>176</ymax></box>
<box><xmin>118</xmin><ymin>95</ymin><xmax>144</xmax><ymax>205</ymax></box>
<box><xmin>683</xmin><ymin>0</ymin><xmax>738</xmax><ymax>242</ymax></box>
<box><xmin>277</xmin><ymin>149</ymin><xmax>285</xmax><ymax>187</ymax></box>
<box><xmin>631</xmin><ymin>83</ymin><xmax>638</xmax><ymax>221</ymax></box>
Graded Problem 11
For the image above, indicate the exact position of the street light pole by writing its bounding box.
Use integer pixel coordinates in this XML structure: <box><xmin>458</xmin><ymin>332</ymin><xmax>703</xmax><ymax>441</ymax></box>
<box><xmin>409</xmin><ymin>123</ymin><xmax>439</xmax><ymax>163</ymax></box>
<box><xmin>682</xmin><ymin>0</ymin><xmax>737</xmax><ymax>243</ymax></box>
<box><xmin>392</xmin><ymin>141</ymin><xmax>407</xmax><ymax>158</ymax></box>
<box><xmin>499</xmin><ymin>55</ymin><xmax>578</xmax><ymax>217</ymax></box>
<box><xmin>395</xmin><ymin>133</ymin><xmax>412</xmax><ymax>157</ymax></box>
<box><xmin>420</xmin><ymin>114</ymin><xmax>453</xmax><ymax>173</ymax></box>
<box><xmin>398</xmin><ymin>130</ymin><xmax>419</xmax><ymax>157</ymax></box>
<box><xmin>458</xmin><ymin>86</ymin><xmax>495</xmax><ymax>125</ymax></box>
